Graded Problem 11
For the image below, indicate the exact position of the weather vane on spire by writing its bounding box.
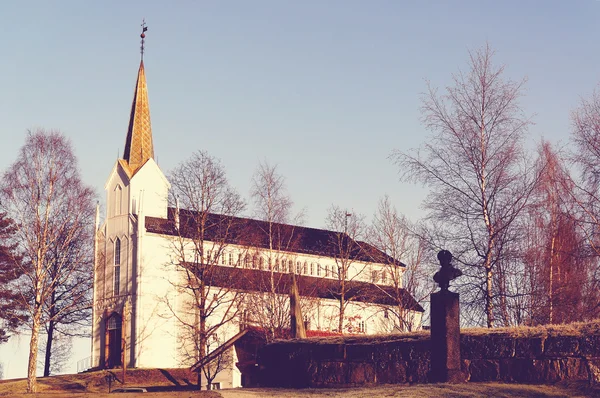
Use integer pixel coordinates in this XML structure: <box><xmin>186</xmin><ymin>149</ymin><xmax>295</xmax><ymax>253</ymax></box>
<box><xmin>140</xmin><ymin>19</ymin><xmax>148</xmax><ymax>60</ymax></box>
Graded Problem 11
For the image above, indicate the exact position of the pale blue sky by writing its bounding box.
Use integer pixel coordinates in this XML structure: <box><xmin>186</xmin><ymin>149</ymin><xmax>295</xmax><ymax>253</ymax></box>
<box><xmin>1</xmin><ymin>0</ymin><xmax>600</xmax><ymax>378</ymax></box>
<box><xmin>2</xmin><ymin>1</ymin><xmax>598</xmax><ymax>229</ymax></box>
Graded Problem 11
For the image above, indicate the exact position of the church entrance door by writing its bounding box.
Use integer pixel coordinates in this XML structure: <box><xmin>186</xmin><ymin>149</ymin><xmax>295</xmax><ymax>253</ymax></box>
<box><xmin>106</xmin><ymin>313</ymin><xmax>122</xmax><ymax>368</ymax></box>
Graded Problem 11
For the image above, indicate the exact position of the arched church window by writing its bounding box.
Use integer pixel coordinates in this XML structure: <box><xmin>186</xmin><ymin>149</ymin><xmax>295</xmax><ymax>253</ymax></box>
<box><xmin>114</xmin><ymin>185</ymin><xmax>122</xmax><ymax>216</ymax></box>
<box><xmin>107</xmin><ymin>314</ymin><xmax>122</xmax><ymax>330</ymax></box>
<box><xmin>114</xmin><ymin>238</ymin><xmax>121</xmax><ymax>296</ymax></box>
<box><xmin>114</xmin><ymin>238</ymin><xmax>121</xmax><ymax>265</ymax></box>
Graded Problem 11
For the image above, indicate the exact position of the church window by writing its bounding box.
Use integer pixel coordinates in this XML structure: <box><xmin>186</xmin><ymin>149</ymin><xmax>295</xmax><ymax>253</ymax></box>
<box><xmin>310</xmin><ymin>262</ymin><xmax>315</xmax><ymax>276</ymax></box>
<box><xmin>358</xmin><ymin>321</ymin><xmax>366</xmax><ymax>333</ymax></box>
<box><xmin>114</xmin><ymin>185</ymin><xmax>122</xmax><ymax>216</ymax></box>
<box><xmin>221</xmin><ymin>253</ymin><xmax>226</xmax><ymax>265</ymax></box>
<box><xmin>317</xmin><ymin>263</ymin><xmax>321</xmax><ymax>276</ymax></box>
<box><xmin>296</xmin><ymin>261</ymin><xmax>301</xmax><ymax>274</ymax></box>
<box><xmin>228</xmin><ymin>253</ymin><xmax>234</xmax><ymax>266</ymax></box>
<box><xmin>114</xmin><ymin>238</ymin><xmax>121</xmax><ymax>265</ymax></box>
<box><xmin>303</xmin><ymin>261</ymin><xmax>308</xmax><ymax>274</ymax></box>
<box><xmin>114</xmin><ymin>265</ymin><xmax>121</xmax><ymax>296</ymax></box>
<box><xmin>107</xmin><ymin>314</ymin><xmax>122</xmax><ymax>330</ymax></box>
<box><xmin>371</xmin><ymin>270</ymin><xmax>379</xmax><ymax>283</ymax></box>
<box><xmin>325</xmin><ymin>265</ymin><xmax>330</xmax><ymax>277</ymax></box>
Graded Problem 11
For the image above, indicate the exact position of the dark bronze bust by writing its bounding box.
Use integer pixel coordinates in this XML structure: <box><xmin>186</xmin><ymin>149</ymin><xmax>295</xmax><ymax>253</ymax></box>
<box><xmin>433</xmin><ymin>250</ymin><xmax>462</xmax><ymax>291</ymax></box>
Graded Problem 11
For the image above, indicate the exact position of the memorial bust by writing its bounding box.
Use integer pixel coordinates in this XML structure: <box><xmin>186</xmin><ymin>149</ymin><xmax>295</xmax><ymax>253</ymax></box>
<box><xmin>433</xmin><ymin>250</ymin><xmax>462</xmax><ymax>291</ymax></box>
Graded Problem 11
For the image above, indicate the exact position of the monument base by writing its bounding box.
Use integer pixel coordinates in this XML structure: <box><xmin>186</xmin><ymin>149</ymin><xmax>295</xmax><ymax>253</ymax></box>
<box><xmin>430</xmin><ymin>290</ymin><xmax>463</xmax><ymax>383</ymax></box>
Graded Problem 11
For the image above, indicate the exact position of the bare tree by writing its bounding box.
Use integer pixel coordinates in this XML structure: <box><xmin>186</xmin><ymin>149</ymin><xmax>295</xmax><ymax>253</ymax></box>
<box><xmin>369</xmin><ymin>196</ymin><xmax>433</xmax><ymax>331</ymax></box>
<box><xmin>517</xmin><ymin>142</ymin><xmax>594</xmax><ymax>325</ymax></box>
<box><xmin>0</xmin><ymin>130</ymin><xmax>95</xmax><ymax>392</ymax></box>
<box><xmin>325</xmin><ymin>205</ymin><xmax>368</xmax><ymax>333</ymax></box>
<box><xmin>392</xmin><ymin>44</ymin><xmax>538</xmax><ymax>327</ymax></box>
<box><xmin>166</xmin><ymin>150</ymin><xmax>246</xmax><ymax>389</ymax></box>
<box><xmin>571</xmin><ymin>84</ymin><xmax>600</xmax><ymax>314</ymax></box>
<box><xmin>36</xmin><ymin>213</ymin><xmax>94</xmax><ymax>377</ymax></box>
<box><xmin>37</xmin><ymin>330</ymin><xmax>72</xmax><ymax>375</ymax></box>
<box><xmin>0</xmin><ymin>212</ymin><xmax>25</xmax><ymax>344</ymax></box>
<box><xmin>245</xmin><ymin>161</ymin><xmax>304</xmax><ymax>341</ymax></box>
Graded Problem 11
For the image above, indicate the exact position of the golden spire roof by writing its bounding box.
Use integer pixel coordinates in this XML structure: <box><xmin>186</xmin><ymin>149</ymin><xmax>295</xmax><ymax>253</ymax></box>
<box><xmin>122</xmin><ymin>60</ymin><xmax>154</xmax><ymax>174</ymax></box>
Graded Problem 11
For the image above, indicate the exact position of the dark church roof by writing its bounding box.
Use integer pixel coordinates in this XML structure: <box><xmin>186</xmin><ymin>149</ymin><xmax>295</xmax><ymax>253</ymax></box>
<box><xmin>144</xmin><ymin>208</ymin><xmax>422</xmax><ymax>312</ymax></box>
<box><xmin>195</xmin><ymin>265</ymin><xmax>423</xmax><ymax>312</ymax></box>
<box><xmin>145</xmin><ymin>207</ymin><xmax>405</xmax><ymax>266</ymax></box>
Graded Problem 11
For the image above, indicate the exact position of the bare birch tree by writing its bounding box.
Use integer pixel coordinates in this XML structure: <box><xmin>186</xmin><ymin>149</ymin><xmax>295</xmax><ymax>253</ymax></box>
<box><xmin>392</xmin><ymin>44</ymin><xmax>538</xmax><ymax>327</ymax></box>
<box><xmin>166</xmin><ymin>150</ymin><xmax>245</xmax><ymax>389</ymax></box>
<box><xmin>0</xmin><ymin>130</ymin><xmax>95</xmax><ymax>392</ymax></box>
<box><xmin>519</xmin><ymin>142</ymin><xmax>586</xmax><ymax>324</ymax></box>
<box><xmin>325</xmin><ymin>205</ymin><xmax>368</xmax><ymax>333</ymax></box>
<box><xmin>245</xmin><ymin>161</ymin><xmax>305</xmax><ymax>340</ymax></box>
<box><xmin>569</xmin><ymin>85</ymin><xmax>600</xmax><ymax>318</ymax></box>
<box><xmin>369</xmin><ymin>196</ymin><xmax>433</xmax><ymax>331</ymax></box>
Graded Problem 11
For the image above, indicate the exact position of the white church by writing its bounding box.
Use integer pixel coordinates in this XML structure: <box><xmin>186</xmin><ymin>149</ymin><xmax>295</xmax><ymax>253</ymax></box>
<box><xmin>91</xmin><ymin>38</ymin><xmax>423</xmax><ymax>389</ymax></box>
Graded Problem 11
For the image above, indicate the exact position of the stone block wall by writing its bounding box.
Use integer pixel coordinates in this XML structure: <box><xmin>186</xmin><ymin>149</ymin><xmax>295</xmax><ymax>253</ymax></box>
<box><xmin>258</xmin><ymin>331</ymin><xmax>600</xmax><ymax>387</ymax></box>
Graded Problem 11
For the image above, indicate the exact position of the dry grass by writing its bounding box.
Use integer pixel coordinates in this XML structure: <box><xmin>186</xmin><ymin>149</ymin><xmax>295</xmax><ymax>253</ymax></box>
<box><xmin>278</xmin><ymin>320</ymin><xmax>600</xmax><ymax>346</ymax></box>
<box><xmin>217</xmin><ymin>382</ymin><xmax>599</xmax><ymax>398</ymax></box>
<box><xmin>461</xmin><ymin>320</ymin><xmax>600</xmax><ymax>338</ymax></box>
<box><xmin>0</xmin><ymin>368</ymin><xmax>209</xmax><ymax>396</ymax></box>
<box><xmin>1</xmin><ymin>372</ymin><xmax>598</xmax><ymax>397</ymax></box>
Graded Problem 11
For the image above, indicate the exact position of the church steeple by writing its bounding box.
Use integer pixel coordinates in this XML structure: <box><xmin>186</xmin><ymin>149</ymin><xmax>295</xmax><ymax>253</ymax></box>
<box><xmin>123</xmin><ymin>21</ymin><xmax>153</xmax><ymax>174</ymax></box>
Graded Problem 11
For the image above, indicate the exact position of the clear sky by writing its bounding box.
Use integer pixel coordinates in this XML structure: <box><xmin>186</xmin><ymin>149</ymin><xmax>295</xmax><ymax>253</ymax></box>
<box><xmin>1</xmin><ymin>0</ymin><xmax>600</xmax><ymax>379</ymax></box>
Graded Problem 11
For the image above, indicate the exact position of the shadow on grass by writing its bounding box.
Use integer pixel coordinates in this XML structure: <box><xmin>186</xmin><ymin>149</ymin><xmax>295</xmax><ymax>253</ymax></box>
<box><xmin>158</xmin><ymin>368</ymin><xmax>181</xmax><ymax>386</ymax></box>
<box><xmin>144</xmin><ymin>385</ymin><xmax>200</xmax><ymax>392</ymax></box>
<box><xmin>59</xmin><ymin>382</ymin><xmax>87</xmax><ymax>391</ymax></box>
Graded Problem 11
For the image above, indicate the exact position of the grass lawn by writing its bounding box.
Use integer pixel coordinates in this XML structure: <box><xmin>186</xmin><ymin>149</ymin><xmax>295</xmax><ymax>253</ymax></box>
<box><xmin>0</xmin><ymin>370</ymin><xmax>598</xmax><ymax>398</ymax></box>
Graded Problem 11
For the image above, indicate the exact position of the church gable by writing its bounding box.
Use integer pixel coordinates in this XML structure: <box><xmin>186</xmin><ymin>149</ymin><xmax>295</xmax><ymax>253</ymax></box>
<box><xmin>104</xmin><ymin>160</ymin><xmax>132</xmax><ymax>218</ymax></box>
<box><xmin>129</xmin><ymin>158</ymin><xmax>170</xmax><ymax>218</ymax></box>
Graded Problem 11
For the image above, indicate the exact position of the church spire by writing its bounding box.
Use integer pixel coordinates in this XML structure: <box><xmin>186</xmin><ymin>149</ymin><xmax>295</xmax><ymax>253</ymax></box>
<box><xmin>123</xmin><ymin>20</ymin><xmax>153</xmax><ymax>174</ymax></box>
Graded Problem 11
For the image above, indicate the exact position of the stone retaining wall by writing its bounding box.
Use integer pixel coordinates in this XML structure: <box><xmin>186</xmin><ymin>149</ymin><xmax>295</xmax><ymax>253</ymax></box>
<box><xmin>258</xmin><ymin>332</ymin><xmax>600</xmax><ymax>387</ymax></box>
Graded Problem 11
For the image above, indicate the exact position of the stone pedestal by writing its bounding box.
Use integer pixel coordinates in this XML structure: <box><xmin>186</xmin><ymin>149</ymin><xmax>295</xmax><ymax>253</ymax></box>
<box><xmin>430</xmin><ymin>290</ymin><xmax>462</xmax><ymax>383</ymax></box>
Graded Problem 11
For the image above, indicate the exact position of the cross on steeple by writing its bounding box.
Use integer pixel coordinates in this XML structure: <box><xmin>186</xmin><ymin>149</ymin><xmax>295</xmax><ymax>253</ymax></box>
<box><xmin>140</xmin><ymin>19</ymin><xmax>148</xmax><ymax>61</ymax></box>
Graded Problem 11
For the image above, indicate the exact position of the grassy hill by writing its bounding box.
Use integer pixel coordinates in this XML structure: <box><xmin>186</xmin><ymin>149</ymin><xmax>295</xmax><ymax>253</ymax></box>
<box><xmin>0</xmin><ymin>368</ymin><xmax>219</xmax><ymax>396</ymax></box>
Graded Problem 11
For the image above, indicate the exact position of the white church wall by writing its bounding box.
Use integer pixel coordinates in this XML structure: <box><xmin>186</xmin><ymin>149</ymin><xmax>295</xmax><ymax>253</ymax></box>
<box><xmin>133</xmin><ymin>232</ymin><xmax>181</xmax><ymax>368</ymax></box>
<box><xmin>129</xmin><ymin>159</ymin><xmax>169</xmax><ymax>219</ymax></box>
